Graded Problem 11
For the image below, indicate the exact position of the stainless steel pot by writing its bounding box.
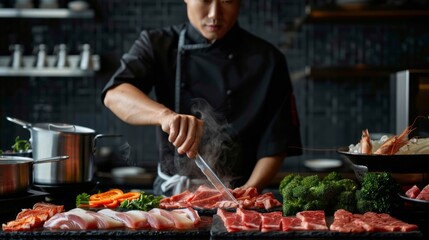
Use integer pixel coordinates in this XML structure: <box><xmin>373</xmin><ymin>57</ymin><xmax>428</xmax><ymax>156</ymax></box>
<box><xmin>0</xmin><ymin>156</ymin><xmax>68</xmax><ymax>196</ymax></box>
<box><xmin>6</xmin><ymin>117</ymin><xmax>119</xmax><ymax>185</ymax></box>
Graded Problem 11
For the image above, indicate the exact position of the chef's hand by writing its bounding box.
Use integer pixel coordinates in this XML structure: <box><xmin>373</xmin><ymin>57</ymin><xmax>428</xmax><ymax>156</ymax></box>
<box><xmin>159</xmin><ymin>110</ymin><xmax>204</xmax><ymax>159</ymax></box>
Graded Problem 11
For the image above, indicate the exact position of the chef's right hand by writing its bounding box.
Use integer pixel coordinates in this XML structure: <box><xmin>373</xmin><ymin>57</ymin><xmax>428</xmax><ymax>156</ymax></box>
<box><xmin>159</xmin><ymin>110</ymin><xmax>204</xmax><ymax>159</ymax></box>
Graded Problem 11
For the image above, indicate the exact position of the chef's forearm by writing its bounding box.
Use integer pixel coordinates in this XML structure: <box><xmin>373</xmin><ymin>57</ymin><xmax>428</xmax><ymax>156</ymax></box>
<box><xmin>242</xmin><ymin>155</ymin><xmax>285</xmax><ymax>193</ymax></box>
<box><xmin>104</xmin><ymin>83</ymin><xmax>173</xmax><ymax>126</ymax></box>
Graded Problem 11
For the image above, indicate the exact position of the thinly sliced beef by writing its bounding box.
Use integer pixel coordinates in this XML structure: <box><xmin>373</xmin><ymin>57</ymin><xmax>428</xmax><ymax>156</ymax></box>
<box><xmin>160</xmin><ymin>185</ymin><xmax>281</xmax><ymax>210</ymax></box>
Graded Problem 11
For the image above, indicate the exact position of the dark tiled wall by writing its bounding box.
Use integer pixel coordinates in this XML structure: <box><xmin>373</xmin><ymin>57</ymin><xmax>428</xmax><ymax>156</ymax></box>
<box><xmin>1</xmin><ymin>0</ymin><xmax>429</xmax><ymax>170</ymax></box>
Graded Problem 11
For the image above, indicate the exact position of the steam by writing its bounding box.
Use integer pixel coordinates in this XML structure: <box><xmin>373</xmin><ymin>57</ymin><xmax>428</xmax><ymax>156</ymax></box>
<box><xmin>190</xmin><ymin>99</ymin><xmax>235</xmax><ymax>184</ymax></box>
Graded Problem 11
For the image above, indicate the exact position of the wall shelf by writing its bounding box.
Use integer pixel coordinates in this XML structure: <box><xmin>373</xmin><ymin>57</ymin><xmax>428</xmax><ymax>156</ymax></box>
<box><xmin>0</xmin><ymin>8</ymin><xmax>94</xmax><ymax>19</ymax></box>
<box><xmin>288</xmin><ymin>5</ymin><xmax>429</xmax><ymax>31</ymax></box>
<box><xmin>291</xmin><ymin>65</ymin><xmax>407</xmax><ymax>80</ymax></box>
<box><xmin>0</xmin><ymin>55</ymin><xmax>100</xmax><ymax>77</ymax></box>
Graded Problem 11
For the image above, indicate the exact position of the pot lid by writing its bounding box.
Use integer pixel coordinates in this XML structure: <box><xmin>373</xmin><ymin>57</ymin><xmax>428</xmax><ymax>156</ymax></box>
<box><xmin>0</xmin><ymin>156</ymin><xmax>33</xmax><ymax>164</ymax></box>
<box><xmin>32</xmin><ymin>123</ymin><xmax>96</xmax><ymax>134</ymax></box>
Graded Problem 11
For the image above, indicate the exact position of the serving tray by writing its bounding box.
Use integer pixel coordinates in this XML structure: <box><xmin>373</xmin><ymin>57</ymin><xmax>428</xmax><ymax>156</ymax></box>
<box><xmin>210</xmin><ymin>215</ymin><xmax>423</xmax><ymax>239</ymax></box>
<box><xmin>337</xmin><ymin>146</ymin><xmax>429</xmax><ymax>173</ymax></box>
<box><xmin>0</xmin><ymin>216</ymin><xmax>212</xmax><ymax>239</ymax></box>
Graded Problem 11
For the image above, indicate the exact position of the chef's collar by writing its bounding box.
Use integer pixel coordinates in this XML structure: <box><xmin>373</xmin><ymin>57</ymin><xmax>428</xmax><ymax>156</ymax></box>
<box><xmin>185</xmin><ymin>22</ymin><xmax>240</xmax><ymax>47</ymax></box>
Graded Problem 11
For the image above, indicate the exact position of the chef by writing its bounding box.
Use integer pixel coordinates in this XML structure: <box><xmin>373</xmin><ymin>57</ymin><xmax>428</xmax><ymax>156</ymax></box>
<box><xmin>101</xmin><ymin>0</ymin><xmax>302</xmax><ymax>196</ymax></box>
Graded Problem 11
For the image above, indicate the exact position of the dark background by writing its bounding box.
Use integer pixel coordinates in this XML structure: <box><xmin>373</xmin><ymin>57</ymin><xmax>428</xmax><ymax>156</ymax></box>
<box><xmin>1</xmin><ymin>0</ymin><xmax>429</xmax><ymax>173</ymax></box>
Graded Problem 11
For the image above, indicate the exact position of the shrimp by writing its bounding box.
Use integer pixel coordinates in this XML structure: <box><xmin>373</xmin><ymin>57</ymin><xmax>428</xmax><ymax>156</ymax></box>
<box><xmin>360</xmin><ymin>129</ymin><xmax>372</xmax><ymax>154</ymax></box>
<box><xmin>374</xmin><ymin>126</ymin><xmax>415</xmax><ymax>155</ymax></box>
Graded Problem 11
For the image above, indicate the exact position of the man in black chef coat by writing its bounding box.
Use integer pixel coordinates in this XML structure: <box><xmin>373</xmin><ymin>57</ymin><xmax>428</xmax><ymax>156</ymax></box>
<box><xmin>101</xmin><ymin>0</ymin><xmax>302</xmax><ymax>196</ymax></box>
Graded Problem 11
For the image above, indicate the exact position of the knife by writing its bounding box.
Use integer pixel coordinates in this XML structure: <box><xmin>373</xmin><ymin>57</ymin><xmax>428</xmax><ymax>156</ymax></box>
<box><xmin>195</xmin><ymin>154</ymin><xmax>240</xmax><ymax>205</ymax></box>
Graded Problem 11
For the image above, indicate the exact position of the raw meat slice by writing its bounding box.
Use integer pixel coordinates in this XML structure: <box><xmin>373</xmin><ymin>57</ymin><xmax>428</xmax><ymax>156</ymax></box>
<box><xmin>260</xmin><ymin>211</ymin><xmax>282</xmax><ymax>232</ymax></box>
<box><xmin>296</xmin><ymin>210</ymin><xmax>328</xmax><ymax>230</ymax></box>
<box><xmin>98</xmin><ymin>209</ymin><xmax>149</xmax><ymax>229</ymax></box>
<box><xmin>3</xmin><ymin>202</ymin><xmax>64</xmax><ymax>231</ymax></box>
<box><xmin>281</xmin><ymin>217</ymin><xmax>306</xmax><ymax>231</ymax></box>
<box><xmin>171</xmin><ymin>207</ymin><xmax>201</xmax><ymax>225</ymax></box>
<box><xmin>84</xmin><ymin>210</ymin><xmax>124</xmax><ymax>229</ymax></box>
<box><xmin>217</xmin><ymin>208</ymin><xmax>243</xmax><ymax>232</ymax></box>
<box><xmin>254</xmin><ymin>192</ymin><xmax>282</xmax><ymax>210</ymax></box>
<box><xmin>236</xmin><ymin>208</ymin><xmax>261</xmax><ymax>231</ymax></box>
<box><xmin>416</xmin><ymin>185</ymin><xmax>429</xmax><ymax>200</ymax></box>
<box><xmin>405</xmin><ymin>185</ymin><xmax>420</xmax><ymax>199</ymax></box>
<box><xmin>145</xmin><ymin>210</ymin><xmax>175</xmax><ymax>230</ymax></box>
<box><xmin>149</xmin><ymin>208</ymin><xmax>194</xmax><ymax>229</ymax></box>
<box><xmin>330</xmin><ymin>209</ymin><xmax>419</xmax><ymax>233</ymax></box>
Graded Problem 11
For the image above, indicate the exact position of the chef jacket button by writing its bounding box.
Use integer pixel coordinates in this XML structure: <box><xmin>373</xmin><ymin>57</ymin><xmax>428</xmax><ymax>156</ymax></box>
<box><xmin>226</xmin><ymin>89</ymin><xmax>232</xmax><ymax>96</ymax></box>
<box><xmin>228</xmin><ymin>53</ymin><xmax>234</xmax><ymax>59</ymax></box>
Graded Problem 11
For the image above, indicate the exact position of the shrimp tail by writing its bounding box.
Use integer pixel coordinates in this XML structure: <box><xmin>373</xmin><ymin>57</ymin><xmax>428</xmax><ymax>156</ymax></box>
<box><xmin>360</xmin><ymin>129</ymin><xmax>372</xmax><ymax>154</ymax></box>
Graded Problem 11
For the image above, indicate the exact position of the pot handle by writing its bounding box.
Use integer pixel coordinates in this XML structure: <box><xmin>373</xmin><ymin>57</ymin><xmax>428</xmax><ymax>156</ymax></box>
<box><xmin>92</xmin><ymin>134</ymin><xmax>123</xmax><ymax>154</ymax></box>
<box><xmin>33</xmin><ymin>155</ymin><xmax>69</xmax><ymax>164</ymax></box>
<box><xmin>6</xmin><ymin>116</ymin><xmax>32</xmax><ymax>129</ymax></box>
<box><xmin>48</xmin><ymin>123</ymin><xmax>76</xmax><ymax>132</ymax></box>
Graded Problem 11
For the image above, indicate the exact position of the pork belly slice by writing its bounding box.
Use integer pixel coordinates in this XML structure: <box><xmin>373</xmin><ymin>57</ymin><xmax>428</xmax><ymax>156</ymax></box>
<box><xmin>144</xmin><ymin>210</ymin><xmax>175</xmax><ymax>230</ymax></box>
<box><xmin>236</xmin><ymin>208</ymin><xmax>261</xmax><ymax>231</ymax></box>
<box><xmin>45</xmin><ymin>208</ymin><xmax>99</xmax><ymax>230</ymax></box>
<box><xmin>97</xmin><ymin>209</ymin><xmax>149</xmax><ymax>229</ymax></box>
<box><xmin>296</xmin><ymin>210</ymin><xmax>328</xmax><ymax>230</ymax></box>
<box><xmin>281</xmin><ymin>217</ymin><xmax>306</xmax><ymax>231</ymax></box>
<box><xmin>260</xmin><ymin>211</ymin><xmax>283</xmax><ymax>232</ymax></box>
<box><xmin>217</xmin><ymin>208</ymin><xmax>243</xmax><ymax>232</ymax></box>
<box><xmin>149</xmin><ymin>208</ymin><xmax>194</xmax><ymax>230</ymax></box>
<box><xmin>171</xmin><ymin>207</ymin><xmax>201</xmax><ymax>225</ymax></box>
<box><xmin>84</xmin><ymin>210</ymin><xmax>124</xmax><ymax>229</ymax></box>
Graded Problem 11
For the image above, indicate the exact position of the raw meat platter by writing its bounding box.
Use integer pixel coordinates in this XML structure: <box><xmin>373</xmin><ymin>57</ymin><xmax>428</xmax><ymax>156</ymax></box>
<box><xmin>210</xmin><ymin>215</ymin><xmax>423</xmax><ymax>239</ymax></box>
<box><xmin>0</xmin><ymin>216</ymin><xmax>212</xmax><ymax>238</ymax></box>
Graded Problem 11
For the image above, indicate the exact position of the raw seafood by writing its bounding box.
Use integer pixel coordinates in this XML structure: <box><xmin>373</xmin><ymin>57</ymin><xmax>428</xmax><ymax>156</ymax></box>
<box><xmin>2</xmin><ymin>202</ymin><xmax>64</xmax><ymax>231</ymax></box>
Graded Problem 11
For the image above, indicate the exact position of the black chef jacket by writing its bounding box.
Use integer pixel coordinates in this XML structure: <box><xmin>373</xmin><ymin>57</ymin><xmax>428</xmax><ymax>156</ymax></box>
<box><xmin>101</xmin><ymin>22</ymin><xmax>302</xmax><ymax>191</ymax></box>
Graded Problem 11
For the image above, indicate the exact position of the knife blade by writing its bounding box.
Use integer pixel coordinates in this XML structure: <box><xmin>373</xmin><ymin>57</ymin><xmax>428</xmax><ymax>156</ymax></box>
<box><xmin>195</xmin><ymin>154</ymin><xmax>240</xmax><ymax>205</ymax></box>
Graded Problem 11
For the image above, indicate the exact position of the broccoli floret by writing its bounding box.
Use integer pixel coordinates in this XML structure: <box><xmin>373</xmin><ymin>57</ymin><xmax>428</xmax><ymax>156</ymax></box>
<box><xmin>301</xmin><ymin>175</ymin><xmax>321</xmax><ymax>187</ymax></box>
<box><xmin>323</xmin><ymin>171</ymin><xmax>343</xmax><ymax>182</ymax></box>
<box><xmin>336</xmin><ymin>178</ymin><xmax>358</xmax><ymax>192</ymax></box>
<box><xmin>303</xmin><ymin>199</ymin><xmax>328</xmax><ymax>211</ymax></box>
<box><xmin>279</xmin><ymin>173</ymin><xmax>299</xmax><ymax>193</ymax></box>
<box><xmin>279</xmin><ymin>171</ymin><xmax>359</xmax><ymax>215</ymax></box>
<box><xmin>334</xmin><ymin>191</ymin><xmax>357</xmax><ymax>213</ymax></box>
<box><xmin>356</xmin><ymin>172</ymin><xmax>400</xmax><ymax>213</ymax></box>
<box><xmin>283</xmin><ymin>198</ymin><xmax>303</xmax><ymax>216</ymax></box>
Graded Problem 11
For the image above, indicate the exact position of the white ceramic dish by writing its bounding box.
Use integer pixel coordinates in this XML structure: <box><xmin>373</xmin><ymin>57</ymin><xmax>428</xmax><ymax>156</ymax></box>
<box><xmin>304</xmin><ymin>159</ymin><xmax>343</xmax><ymax>171</ymax></box>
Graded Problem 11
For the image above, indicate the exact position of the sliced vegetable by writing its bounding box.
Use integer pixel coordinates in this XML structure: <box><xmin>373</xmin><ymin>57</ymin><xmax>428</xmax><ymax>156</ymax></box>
<box><xmin>76</xmin><ymin>189</ymin><xmax>156</xmax><ymax>209</ymax></box>
<box><xmin>89</xmin><ymin>189</ymin><xmax>124</xmax><ymax>201</ymax></box>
